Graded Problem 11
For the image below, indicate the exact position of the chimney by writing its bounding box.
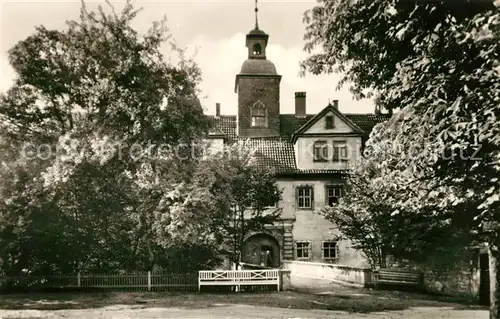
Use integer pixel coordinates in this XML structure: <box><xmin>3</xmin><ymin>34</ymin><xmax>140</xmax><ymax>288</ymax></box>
<box><xmin>332</xmin><ymin>99</ymin><xmax>339</xmax><ymax>110</ymax></box>
<box><xmin>295</xmin><ymin>92</ymin><xmax>306</xmax><ymax>117</ymax></box>
<box><xmin>215</xmin><ymin>103</ymin><xmax>221</xmax><ymax>117</ymax></box>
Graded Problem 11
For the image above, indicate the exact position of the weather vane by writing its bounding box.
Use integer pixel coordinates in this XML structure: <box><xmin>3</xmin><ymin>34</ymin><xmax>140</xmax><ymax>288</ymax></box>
<box><xmin>254</xmin><ymin>0</ymin><xmax>259</xmax><ymax>29</ymax></box>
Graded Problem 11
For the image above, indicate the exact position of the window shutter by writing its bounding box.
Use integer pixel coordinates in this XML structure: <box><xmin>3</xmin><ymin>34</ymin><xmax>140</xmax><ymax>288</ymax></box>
<box><xmin>322</xmin><ymin>144</ymin><xmax>328</xmax><ymax>159</ymax></box>
<box><xmin>295</xmin><ymin>186</ymin><xmax>299</xmax><ymax>208</ymax></box>
<box><xmin>332</xmin><ymin>144</ymin><xmax>338</xmax><ymax>161</ymax></box>
<box><xmin>324</xmin><ymin>185</ymin><xmax>329</xmax><ymax>206</ymax></box>
<box><xmin>310</xmin><ymin>186</ymin><xmax>315</xmax><ymax>211</ymax></box>
<box><xmin>341</xmin><ymin>145</ymin><xmax>347</xmax><ymax>159</ymax></box>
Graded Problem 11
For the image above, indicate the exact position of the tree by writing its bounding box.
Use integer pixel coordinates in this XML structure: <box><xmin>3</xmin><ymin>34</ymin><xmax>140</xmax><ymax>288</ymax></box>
<box><xmin>322</xmin><ymin>131</ymin><xmax>478</xmax><ymax>270</ymax></box>
<box><xmin>303</xmin><ymin>1</ymin><xmax>500</xmax><ymax>316</ymax></box>
<box><xmin>0</xmin><ymin>0</ymin><xmax>213</xmax><ymax>276</ymax></box>
<box><xmin>301</xmin><ymin>0</ymin><xmax>496</xmax><ymax>114</ymax></box>
<box><xmin>2</xmin><ymin>0</ymin><xmax>209</xmax><ymax>145</ymax></box>
<box><xmin>197</xmin><ymin>142</ymin><xmax>283</xmax><ymax>267</ymax></box>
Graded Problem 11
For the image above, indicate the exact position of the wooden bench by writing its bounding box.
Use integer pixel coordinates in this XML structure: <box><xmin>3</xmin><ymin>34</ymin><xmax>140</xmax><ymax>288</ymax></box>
<box><xmin>373</xmin><ymin>268</ymin><xmax>423</xmax><ymax>290</ymax></box>
<box><xmin>198</xmin><ymin>269</ymin><xmax>280</xmax><ymax>292</ymax></box>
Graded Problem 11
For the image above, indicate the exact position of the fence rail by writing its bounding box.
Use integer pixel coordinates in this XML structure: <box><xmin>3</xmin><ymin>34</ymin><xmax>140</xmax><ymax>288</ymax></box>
<box><xmin>1</xmin><ymin>271</ymin><xmax>198</xmax><ymax>292</ymax></box>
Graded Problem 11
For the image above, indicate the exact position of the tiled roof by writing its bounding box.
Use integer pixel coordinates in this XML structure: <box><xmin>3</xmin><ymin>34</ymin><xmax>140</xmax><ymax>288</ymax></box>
<box><xmin>231</xmin><ymin>139</ymin><xmax>352</xmax><ymax>175</ymax></box>
<box><xmin>292</xmin><ymin>169</ymin><xmax>350</xmax><ymax>175</ymax></box>
<box><xmin>344</xmin><ymin>114</ymin><xmax>390</xmax><ymax>133</ymax></box>
<box><xmin>208</xmin><ymin>113</ymin><xmax>389</xmax><ymax>141</ymax></box>
<box><xmin>279</xmin><ymin>114</ymin><xmax>314</xmax><ymax>138</ymax></box>
<box><xmin>237</xmin><ymin>138</ymin><xmax>296</xmax><ymax>174</ymax></box>
<box><xmin>208</xmin><ymin>115</ymin><xmax>237</xmax><ymax>140</ymax></box>
<box><xmin>279</xmin><ymin>113</ymin><xmax>390</xmax><ymax>138</ymax></box>
<box><xmin>207</xmin><ymin>112</ymin><xmax>389</xmax><ymax>175</ymax></box>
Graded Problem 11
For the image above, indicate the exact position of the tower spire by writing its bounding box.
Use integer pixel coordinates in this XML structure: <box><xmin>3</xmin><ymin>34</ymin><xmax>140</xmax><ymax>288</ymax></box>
<box><xmin>254</xmin><ymin>0</ymin><xmax>259</xmax><ymax>29</ymax></box>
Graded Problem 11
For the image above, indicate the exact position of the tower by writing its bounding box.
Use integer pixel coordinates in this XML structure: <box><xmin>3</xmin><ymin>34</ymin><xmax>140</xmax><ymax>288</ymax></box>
<box><xmin>234</xmin><ymin>0</ymin><xmax>282</xmax><ymax>138</ymax></box>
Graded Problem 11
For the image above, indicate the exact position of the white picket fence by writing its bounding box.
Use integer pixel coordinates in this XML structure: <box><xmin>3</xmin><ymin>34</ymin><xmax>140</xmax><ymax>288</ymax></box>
<box><xmin>198</xmin><ymin>269</ymin><xmax>281</xmax><ymax>291</ymax></box>
<box><xmin>1</xmin><ymin>271</ymin><xmax>198</xmax><ymax>292</ymax></box>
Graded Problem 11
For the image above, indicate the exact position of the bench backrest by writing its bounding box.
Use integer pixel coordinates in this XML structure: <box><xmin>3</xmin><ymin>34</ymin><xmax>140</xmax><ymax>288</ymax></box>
<box><xmin>199</xmin><ymin>269</ymin><xmax>279</xmax><ymax>281</ymax></box>
<box><xmin>376</xmin><ymin>269</ymin><xmax>423</xmax><ymax>283</ymax></box>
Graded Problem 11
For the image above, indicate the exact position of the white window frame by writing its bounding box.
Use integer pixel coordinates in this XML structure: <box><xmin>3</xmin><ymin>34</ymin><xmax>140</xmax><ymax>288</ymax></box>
<box><xmin>251</xmin><ymin>101</ymin><xmax>267</xmax><ymax>127</ymax></box>
<box><xmin>326</xmin><ymin>185</ymin><xmax>343</xmax><ymax>206</ymax></box>
<box><xmin>295</xmin><ymin>241</ymin><xmax>311</xmax><ymax>260</ymax></box>
<box><xmin>322</xmin><ymin>241</ymin><xmax>339</xmax><ymax>261</ymax></box>
<box><xmin>296</xmin><ymin>186</ymin><xmax>313</xmax><ymax>210</ymax></box>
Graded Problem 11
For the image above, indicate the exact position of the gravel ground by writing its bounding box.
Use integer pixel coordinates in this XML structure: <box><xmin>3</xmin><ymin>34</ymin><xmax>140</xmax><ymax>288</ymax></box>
<box><xmin>0</xmin><ymin>284</ymin><xmax>488</xmax><ymax>319</ymax></box>
<box><xmin>0</xmin><ymin>304</ymin><xmax>489</xmax><ymax>319</ymax></box>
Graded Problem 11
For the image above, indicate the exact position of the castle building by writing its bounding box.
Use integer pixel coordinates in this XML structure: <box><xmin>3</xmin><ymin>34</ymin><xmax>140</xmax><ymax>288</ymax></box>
<box><xmin>207</xmin><ymin>4</ymin><xmax>389</xmax><ymax>268</ymax></box>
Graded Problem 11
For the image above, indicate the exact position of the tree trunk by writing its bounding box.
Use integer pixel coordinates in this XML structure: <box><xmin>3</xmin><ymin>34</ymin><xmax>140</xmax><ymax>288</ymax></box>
<box><xmin>489</xmin><ymin>239</ymin><xmax>500</xmax><ymax>319</ymax></box>
<box><xmin>146</xmin><ymin>237</ymin><xmax>155</xmax><ymax>272</ymax></box>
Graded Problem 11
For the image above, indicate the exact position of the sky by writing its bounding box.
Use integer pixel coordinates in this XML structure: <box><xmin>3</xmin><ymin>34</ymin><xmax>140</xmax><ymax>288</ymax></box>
<box><xmin>0</xmin><ymin>0</ymin><xmax>375</xmax><ymax>116</ymax></box>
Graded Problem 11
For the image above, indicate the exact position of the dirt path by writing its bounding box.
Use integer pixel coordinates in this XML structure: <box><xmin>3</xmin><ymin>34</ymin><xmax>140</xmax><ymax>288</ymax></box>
<box><xmin>0</xmin><ymin>304</ymin><xmax>489</xmax><ymax>319</ymax></box>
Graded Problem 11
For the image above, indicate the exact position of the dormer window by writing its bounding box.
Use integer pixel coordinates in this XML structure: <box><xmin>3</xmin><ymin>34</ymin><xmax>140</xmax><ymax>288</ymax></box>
<box><xmin>325</xmin><ymin>116</ymin><xmax>334</xmax><ymax>129</ymax></box>
<box><xmin>252</xmin><ymin>43</ymin><xmax>262</xmax><ymax>55</ymax></box>
<box><xmin>251</xmin><ymin>101</ymin><xmax>267</xmax><ymax>127</ymax></box>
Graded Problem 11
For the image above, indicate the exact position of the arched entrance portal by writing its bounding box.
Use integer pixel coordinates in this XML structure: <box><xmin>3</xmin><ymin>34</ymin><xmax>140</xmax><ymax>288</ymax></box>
<box><xmin>241</xmin><ymin>233</ymin><xmax>280</xmax><ymax>268</ymax></box>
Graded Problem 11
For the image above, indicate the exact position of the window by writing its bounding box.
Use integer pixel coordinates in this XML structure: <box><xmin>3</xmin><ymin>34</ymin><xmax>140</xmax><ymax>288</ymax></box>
<box><xmin>251</xmin><ymin>101</ymin><xmax>267</xmax><ymax>127</ymax></box>
<box><xmin>252</xmin><ymin>43</ymin><xmax>262</xmax><ymax>55</ymax></box>
<box><xmin>325</xmin><ymin>116</ymin><xmax>334</xmax><ymax>129</ymax></box>
<box><xmin>332</xmin><ymin>142</ymin><xmax>348</xmax><ymax>161</ymax></box>
<box><xmin>326</xmin><ymin>185</ymin><xmax>343</xmax><ymax>206</ymax></box>
<box><xmin>322</xmin><ymin>241</ymin><xmax>338</xmax><ymax>260</ymax></box>
<box><xmin>296</xmin><ymin>241</ymin><xmax>310</xmax><ymax>259</ymax></box>
<box><xmin>313</xmin><ymin>141</ymin><xmax>329</xmax><ymax>162</ymax></box>
<box><xmin>296</xmin><ymin>186</ymin><xmax>313</xmax><ymax>209</ymax></box>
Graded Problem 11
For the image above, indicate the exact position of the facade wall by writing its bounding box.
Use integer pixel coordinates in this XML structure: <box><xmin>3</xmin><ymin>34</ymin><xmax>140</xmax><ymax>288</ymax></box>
<box><xmin>419</xmin><ymin>250</ymin><xmax>481</xmax><ymax>298</ymax></box>
<box><xmin>424</xmin><ymin>267</ymin><xmax>480</xmax><ymax>297</ymax></box>
<box><xmin>305</xmin><ymin>111</ymin><xmax>355</xmax><ymax>134</ymax></box>
<box><xmin>276</xmin><ymin>177</ymin><xmax>368</xmax><ymax>268</ymax></box>
<box><xmin>283</xmin><ymin>261</ymin><xmax>372</xmax><ymax>289</ymax></box>
<box><xmin>204</xmin><ymin>138</ymin><xmax>224</xmax><ymax>156</ymax></box>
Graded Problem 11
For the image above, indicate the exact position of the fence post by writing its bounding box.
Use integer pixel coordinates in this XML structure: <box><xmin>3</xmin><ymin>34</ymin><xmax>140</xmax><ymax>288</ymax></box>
<box><xmin>198</xmin><ymin>271</ymin><xmax>201</xmax><ymax>292</ymax></box>
<box><xmin>77</xmin><ymin>272</ymin><xmax>81</xmax><ymax>288</ymax></box>
<box><xmin>147</xmin><ymin>271</ymin><xmax>151</xmax><ymax>292</ymax></box>
<box><xmin>277</xmin><ymin>269</ymin><xmax>281</xmax><ymax>292</ymax></box>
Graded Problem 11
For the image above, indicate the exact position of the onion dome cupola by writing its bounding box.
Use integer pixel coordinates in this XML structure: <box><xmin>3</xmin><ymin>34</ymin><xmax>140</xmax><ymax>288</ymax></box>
<box><xmin>245</xmin><ymin>4</ymin><xmax>268</xmax><ymax>60</ymax></box>
<box><xmin>239</xmin><ymin>0</ymin><xmax>277</xmax><ymax>75</ymax></box>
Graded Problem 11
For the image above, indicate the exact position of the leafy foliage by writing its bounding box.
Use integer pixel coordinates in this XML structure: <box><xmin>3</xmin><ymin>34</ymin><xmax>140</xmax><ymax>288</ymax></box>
<box><xmin>0</xmin><ymin>0</ymin><xmax>213</xmax><ymax>276</ymax></box>
<box><xmin>302</xmin><ymin>0</ymin><xmax>497</xmax><ymax>113</ymax></box>
<box><xmin>2</xmin><ymin>1</ymin><xmax>209</xmax><ymax>144</ymax></box>
<box><xmin>197</xmin><ymin>142</ymin><xmax>283</xmax><ymax>264</ymax></box>
<box><xmin>304</xmin><ymin>0</ymin><xmax>499</xmax><ymax>314</ymax></box>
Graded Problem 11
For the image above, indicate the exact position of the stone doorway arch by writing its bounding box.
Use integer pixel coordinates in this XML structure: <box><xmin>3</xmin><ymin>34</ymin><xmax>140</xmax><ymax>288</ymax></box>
<box><xmin>241</xmin><ymin>233</ymin><xmax>280</xmax><ymax>268</ymax></box>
